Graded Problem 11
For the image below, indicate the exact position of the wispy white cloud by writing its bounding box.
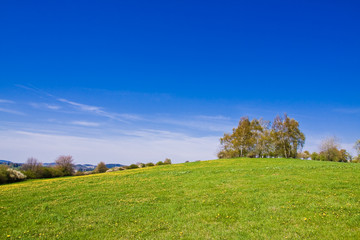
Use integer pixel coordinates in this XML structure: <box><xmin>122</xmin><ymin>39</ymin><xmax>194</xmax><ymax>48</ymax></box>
<box><xmin>45</xmin><ymin>104</ymin><xmax>61</xmax><ymax>110</ymax></box>
<box><xmin>71</xmin><ymin>121</ymin><xmax>100</xmax><ymax>127</ymax></box>
<box><xmin>29</xmin><ymin>102</ymin><xmax>62</xmax><ymax>110</ymax></box>
<box><xmin>58</xmin><ymin>98</ymin><xmax>141</xmax><ymax>122</ymax></box>
<box><xmin>0</xmin><ymin>108</ymin><xmax>25</xmax><ymax>115</ymax></box>
<box><xmin>58</xmin><ymin>98</ymin><xmax>100</xmax><ymax>111</ymax></box>
<box><xmin>0</xmin><ymin>99</ymin><xmax>15</xmax><ymax>104</ymax></box>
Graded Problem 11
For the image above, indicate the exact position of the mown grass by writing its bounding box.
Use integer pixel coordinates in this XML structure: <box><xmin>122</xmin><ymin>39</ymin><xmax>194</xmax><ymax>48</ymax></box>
<box><xmin>1</xmin><ymin>158</ymin><xmax>359</xmax><ymax>239</ymax></box>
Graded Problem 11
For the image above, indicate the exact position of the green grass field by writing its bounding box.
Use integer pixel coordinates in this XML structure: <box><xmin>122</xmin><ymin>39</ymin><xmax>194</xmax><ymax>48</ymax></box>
<box><xmin>1</xmin><ymin>158</ymin><xmax>359</xmax><ymax>239</ymax></box>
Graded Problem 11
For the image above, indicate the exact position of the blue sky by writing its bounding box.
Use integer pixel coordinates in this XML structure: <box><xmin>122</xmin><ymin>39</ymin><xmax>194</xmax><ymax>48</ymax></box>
<box><xmin>1</xmin><ymin>0</ymin><xmax>359</xmax><ymax>164</ymax></box>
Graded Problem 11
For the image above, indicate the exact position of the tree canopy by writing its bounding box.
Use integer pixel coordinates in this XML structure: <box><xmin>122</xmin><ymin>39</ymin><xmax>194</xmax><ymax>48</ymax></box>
<box><xmin>218</xmin><ymin>114</ymin><xmax>305</xmax><ymax>159</ymax></box>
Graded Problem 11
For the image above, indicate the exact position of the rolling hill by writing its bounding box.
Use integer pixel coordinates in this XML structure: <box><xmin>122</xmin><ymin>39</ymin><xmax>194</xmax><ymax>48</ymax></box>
<box><xmin>0</xmin><ymin>158</ymin><xmax>359</xmax><ymax>239</ymax></box>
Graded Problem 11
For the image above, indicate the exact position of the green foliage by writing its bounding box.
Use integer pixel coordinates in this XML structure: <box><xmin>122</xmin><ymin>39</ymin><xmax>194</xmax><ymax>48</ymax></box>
<box><xmin>55</xmin><ymin>155</ymin><xmax>75</xmax><ymax>176</ymax></box>
<box><xmin>22</xmin><ymin>170</ymin><xmax>38</xmax><ymax>179</ymax></box>
<box><xmin>311</xmin><ymin>152</ymin><xmax>319</xmax><ymax>160</ymax></box>
<box><xmin>94</xmin><ymin>162</ymin><xmax>108</xmax><ymax>173</ymax></box>
<box><xmin>0</xmin><ymin>165</ymin><xmax>9</xmax><ymax>184</ymax></box>
<box><xmin>302</xmin><ymin>151</ymin><xmax>310</xmax><ymax>159</ymax></box>
<box><xmin>128</xmin><ymin>164</ymin><xmax>139</xmax><ymax>169</ymax></box>
<box><xmin>271</xmin><ymin>114</ymin><xmax>305</xmax><ymax>158</ymax></box>
<box><xmin>156</xmin><ymin>161</ymin><xmax>164</xmax><ymax>166</ymax></box>
<box><xmin>145</xmin><ymin>162</ymin><xmax>155</xmax><ymax>167</ymax></box>
<box><xmin>218</xmin><ymin>114</ymin><xmax>305</xmax><ymax>159</ymax></box>
<box><xmin>21</xmin><ymin>157</ymin><xmax>43</xmax><ymax>177</ymax></box>
<box><xmin>47</xmin><ymin>167</ymin><xmax>65</xmax><ymax>177</ymax></box>
<box><xmin>0</xmin><ymin>165</ymin><xmax>26</xmax><ymax>184</ymax></box>
<box><xmin>0</xmin><ymin>158</ymin><xmax>359</xmax><ymax>239</ymax></box>
<box><xmin>164</xmin><ymin>158</ymin><xmax>172</xmax><ymax>165</ymax></box>
<box><xmin>23</xmin><ymin>166</ymin><xmax>65</xmax><ymax>179</ymax></box>
<box><xmin>318</xmin><ymin>137</ymin><xmax>352</xmax><ymax>162</ymax></box>
<box><xmin>74</xmin><ymin>171</ymin><xmax>85</xmax><ymax>176</ymax></box>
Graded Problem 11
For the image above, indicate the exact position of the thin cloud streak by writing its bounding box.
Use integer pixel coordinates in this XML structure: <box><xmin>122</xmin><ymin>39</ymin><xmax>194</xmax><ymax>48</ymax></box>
<box><xmin>71</xmin><ymin>121</ymin><xmax>101</xmax><ymax>127</ymax></box>
<box><xmin>58</xmin><ymin>98</ymin><xmax>141</xmax><ymax>122</ymax></box>
<box><xmin>45</xmin><ymin>104</ymin><xmax>61</xmax><ymax>110</ymax></box>
<box><xmin>18</xmin><ymin>85</ymin><xmax>140</xmax><ymax>122</ymax></box>
<box><xmin>29</xmin><ymin>102</ymin><xmax>62</xmax><ymax>110</ymax></box>
<box><xmin>0</xmin><ymin>108</ymin><xmax>25</xmax><ymax>115</ymax></box>
<box><xmin>0</xmin><ymin>99</ymin><xmax>15</xmax><ymax>104</ymax></box>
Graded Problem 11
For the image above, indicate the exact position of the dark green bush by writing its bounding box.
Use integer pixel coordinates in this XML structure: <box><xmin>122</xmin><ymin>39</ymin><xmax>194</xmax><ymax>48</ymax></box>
<box><xmin>145</xmin><ymin>162</ymin><xmax>155</xmax><ymax>167</ymax></box>
<box><xmin>94</xmin><ymin>162</ymin><xmax>108</xmax><ymax>173</ymax></box>
<box><xmin>156</xmin><ymin>161</ymin><xmax>164</xmax><ymax>166</ymax></box>
<box><xmin>22</xmin><ymin>170</ymin><xmax>37</xmax><ymax>179</ymax></box>
<box><xmin>0</xmin><ymin>165</ymin><xmax>9</xmax><ymax>184</ymax></box>
<box><xmin>74</xmin><ymin>171</ymin><xmax>85</xmax><ymax>176</ymax></box>
<box><xmin>128</xmin><ymin>164</ymin><xmax>139</xmax><ymax>169</ymax></box>
<box><xmin>0</xmin><ymin>165</ymin><xmax>26</xmax><ymax>184</ymax></box>
<box><xmin>164</xmin><ymin>158</ymin><xmax>172</xmax><ymax>164</ymax></box>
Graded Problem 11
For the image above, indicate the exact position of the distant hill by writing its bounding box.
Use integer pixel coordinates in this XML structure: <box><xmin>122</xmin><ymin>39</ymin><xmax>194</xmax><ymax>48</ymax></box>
<box><xmin>0</xmin><ymin>160</ymin><xmax>12</xmax><ymax>165</ymax></box>
<box><xmin>0</xmin><ymin>160</ymin><xmax>22</xmax><ymax>167</ymax></box>
<box><xmin>105</xmin><ymin>163</ymin><xmax>125</xmax><ymax>168</ymax></box>
<box><xmin>74</xmin><ymin>164</ymin><xmax>96</xmax><ymax>172</ymax></box>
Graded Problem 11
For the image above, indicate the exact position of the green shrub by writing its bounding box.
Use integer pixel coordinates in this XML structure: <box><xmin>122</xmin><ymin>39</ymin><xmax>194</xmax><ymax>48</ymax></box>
<box><xmin>145</xmin><ymin>162</ymin><xmax>155</xmax><ymax>167</ymax></box>
<box><xmin>94</xmin><ymin>162</ymin><xmax>108</xmax><ymax>173</ymax></box>
<box><xmin>74</xmin><ymin>171</ymin><xmax>85</xmax><ymax>176</ymax></box>
<box><xmin>156</xmin><ymin>161</ymin><xmax>164</xmax><ymax>166</ymax></box>
<box><xmin>47</xmin><ymin>167</ymin><xmax>65</xmax><ymax>177</ymax></box>
<box><xmin>0</xmin><ymin>166</ymin><xmax>26</xmax><ymax>184</ymax></box>
<box><xmin>311</xmin><ymin>152</ymin><xmax>319</xmax><ymax>160</ymax></box>
<box><xmin>352</xmin><ymin>156</ymin><xmax>360</xmax><ymax>163</ymax></box>
<box><xmin>0</xmin><ymin>165</ymin><xmax>9</xmax><ymax>184</ymax></box>
<box><xmin>41</xmin><ymin>167</ymin><xmax>56</xmax><ymax>178</ymax></box>
<box><xmin>128</xmin><ymin>164</ymin><xmax>139</xmax><ymax>169</ymax></box>
<box><xmin>22</xmin><ymin>170</ymin><xmax>38</xmax><ymax>179</ymax></box>
<box><xmin>164</xmin><ymin>158</ymin><xmax>172</xmax><ymax>164</ymax></box>
<box><xmin>7</xmin><ymin>169</ymin><xmax>26</xmax><ymax>182</ymax></box>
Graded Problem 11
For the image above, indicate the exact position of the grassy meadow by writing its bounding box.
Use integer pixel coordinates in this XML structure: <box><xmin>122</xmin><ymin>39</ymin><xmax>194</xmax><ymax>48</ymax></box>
<box><xmin>1</xmin><ymin>158</ymin><xmax>359</xmax><ymax>239</ymax></box>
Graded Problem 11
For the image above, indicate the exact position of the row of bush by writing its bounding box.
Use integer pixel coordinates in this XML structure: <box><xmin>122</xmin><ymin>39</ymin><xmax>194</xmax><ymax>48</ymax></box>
<box><xmin>297</xmin><ymin>138</ymin><xmax>360</xmax><ymax>163</ymax></box>
<box><xmin>75</xmin><ymin>158</ymin><xmax>173</xmax><ymax>176</ymax></box>
<box><xmin>0</xmin><ymin>156</ymin><xmax>173</xmax><ymax>184</ymax></box>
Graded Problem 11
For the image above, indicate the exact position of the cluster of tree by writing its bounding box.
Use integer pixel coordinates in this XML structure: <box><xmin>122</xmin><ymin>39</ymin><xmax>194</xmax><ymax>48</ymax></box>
<box><xmin>20</xmin><ymin>156</ymin><xmax>76</xmax><ymax>179</ymax></box>
<box><xmin>298</xmin><ymin>137</ymin><xmax>359</xmax><ymax>163</ymax></box>
<box><xmin>218</xmin><ymin>114</ymin><xmax>305</xmax><ymax>159</ymax></box>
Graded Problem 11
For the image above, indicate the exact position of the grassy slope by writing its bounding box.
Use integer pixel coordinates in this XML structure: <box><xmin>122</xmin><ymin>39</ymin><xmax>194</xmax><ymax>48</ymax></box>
<box><xmin>1</xmin><ymin>158</ymin><xmax>359</xmax><ymax>240</ymax></box>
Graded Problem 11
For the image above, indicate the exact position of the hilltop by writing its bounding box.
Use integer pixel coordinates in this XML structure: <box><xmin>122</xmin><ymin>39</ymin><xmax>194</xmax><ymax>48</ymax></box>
<box><xmin>0</xmin><ymin>158</ymin><xmax>359</xmax><ymax>239</ymax></box>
